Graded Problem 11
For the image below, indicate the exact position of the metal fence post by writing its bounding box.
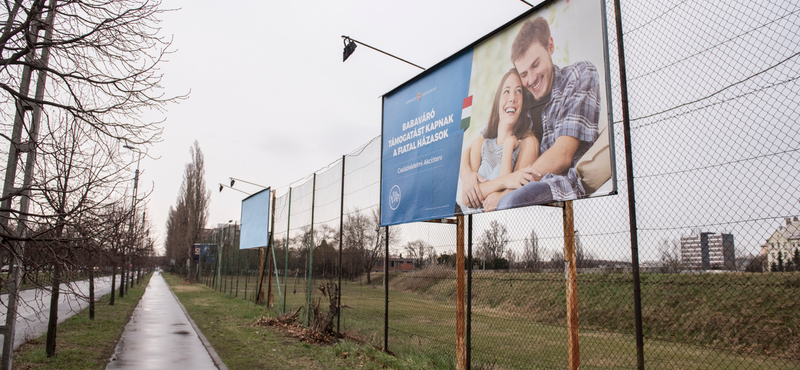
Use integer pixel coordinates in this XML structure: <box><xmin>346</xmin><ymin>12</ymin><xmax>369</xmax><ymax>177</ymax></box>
<box><xmin>284</xmin><ymin>187</ymin><xmax>292</xmax><ymax>313</ymax></box>
<box><xmin>467</xmin><ymin>214</ymin><xmax>472</xmax><ymax>369</ymax></box>
<box><xmin>384</xmin><ymin>225</ymin><xmax>389</xmax><ymax>353</ymax></box>
<box><xmin>613</xmin><ymin>0</ymin><xmax>644</xmax><ymax>368</ymax></box>
<box><xmin>307</xmin><ymin>174</ymin><xmax>317</xmax><ymax>326</ymax></box>
<box><xmin>457</xmin><ymin>215</ymin><xmax>466</xmax><ymax>370</ymax></box>
<box><xmin>338</xmin><ymin>155</ymin><xmax>345</xmax><ymax>334</ymax></box>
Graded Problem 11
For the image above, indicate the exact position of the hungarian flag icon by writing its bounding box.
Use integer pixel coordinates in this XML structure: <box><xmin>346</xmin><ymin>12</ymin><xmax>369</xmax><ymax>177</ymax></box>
<box><xmin>460</xmin><ymin>95</ymin><xmax>473</xmax><ymax>131</ymax></box>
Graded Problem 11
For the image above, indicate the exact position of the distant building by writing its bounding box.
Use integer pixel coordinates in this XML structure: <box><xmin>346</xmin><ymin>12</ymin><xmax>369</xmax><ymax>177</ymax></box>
<box><xmin>372</xmin><ymin>255</ymin><xmax>415</xmax><ymax>273</ymax></box>
<box><xmin>761</xmin><ymin>217</ymin><xmax>800</xmax><ymax>271</ymax></box>
<box><xmin>680</xmin><ymin>232</ymin><xmax>735</xmax><ymax>270</ymax></box>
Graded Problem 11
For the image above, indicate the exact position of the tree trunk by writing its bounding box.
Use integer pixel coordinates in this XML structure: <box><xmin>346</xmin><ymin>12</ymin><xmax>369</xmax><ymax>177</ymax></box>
<box><xmin>45</xmin><ymin>264</ymin><xmax>61</xmax><ymax>357</ymax></box>
<box><xmin>89</xmin><ymin>268</ymin><xmax>95</xmax><ymax>320</ymax></box>
<box><xmin>109</xmin><ymin>265</ymin><xmax>116</xmax><ymax>305</ymax></box>
<box><xmin>119</xmin><ymin>259</ymin><xmax>125</xmax><ymax>298</ymax></box>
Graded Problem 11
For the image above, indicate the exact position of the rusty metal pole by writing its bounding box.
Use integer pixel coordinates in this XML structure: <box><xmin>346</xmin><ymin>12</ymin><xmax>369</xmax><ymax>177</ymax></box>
<box><xmin>456</xmin><ymin>215</ymin><xmax>467</xmax><ymax>370</ymax></box>
<box><xmin>563</xmin><ymin>201</ymin><xmax>580</xmax><ymax>370</ymax></box>
<box><xmin>267</xmin><ymin>190</ymin><xmax>277</xmax><ymax>307</ymax></box>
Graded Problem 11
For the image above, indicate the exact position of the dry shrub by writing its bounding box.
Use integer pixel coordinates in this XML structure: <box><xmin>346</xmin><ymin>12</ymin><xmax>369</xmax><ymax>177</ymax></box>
<box><xmin>255</xmin><ymin>281</ymin><xmax>343</xmax><ymax>345</ymax></box>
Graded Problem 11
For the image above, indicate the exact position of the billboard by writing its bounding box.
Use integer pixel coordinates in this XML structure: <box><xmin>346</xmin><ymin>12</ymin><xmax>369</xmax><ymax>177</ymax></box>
<box><xmin>381</xmin><ymin>0</ymin><xmax>615</xmax><ymax>226</ymax></box>
<box><xmin>193</xmin><ymin>244</ymin><xmax>215</xmax><ymax>263</ymax></box>
<box><xmin>239</xmin><ymin>187</ymin><xmax>272</xmax><ymax>249</ymax></box>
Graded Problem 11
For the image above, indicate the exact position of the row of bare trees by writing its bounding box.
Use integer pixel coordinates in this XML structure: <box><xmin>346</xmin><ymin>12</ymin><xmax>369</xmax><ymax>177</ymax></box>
<box><xmin>262</xmin><ymin>208</ymin><xmax>397</xmax><ymax>284</ymax></box>
<box><xmin>266</xmin><ymin>216</ymin><xmax>601</xmax><ymax>277</ymax></box>
<box><xmin>432</xmin><ymin>221</ymin><xmax>598</xmax><ymax>271</ymax></box>
<box><xmin>0</xmin><ymin>0</ymin><xmax>178</xmax><ymax>364</ymax></box>
<box><xmin>164</xmin><ymin>141</ymin><xmax>210</xmax><ymax>279</ymax></box>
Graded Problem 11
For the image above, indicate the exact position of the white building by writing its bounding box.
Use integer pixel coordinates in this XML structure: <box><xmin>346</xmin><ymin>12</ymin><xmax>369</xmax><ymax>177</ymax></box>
<box><xmin>680</xmin><ymin>232</ymin><xmax>735</xmax><ymax>270</ymax></box>
<box><xmin>761</xmin><ymin>217</ymin><xmax>800</xmax><ymax>271</ymax></box>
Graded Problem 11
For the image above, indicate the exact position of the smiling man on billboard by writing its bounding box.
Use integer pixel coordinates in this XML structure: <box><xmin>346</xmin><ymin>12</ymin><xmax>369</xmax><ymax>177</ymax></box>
<box><xmin>464</xmin><ymin>16</ymin><xmax>601</xmax><ymax>211</ymax></box>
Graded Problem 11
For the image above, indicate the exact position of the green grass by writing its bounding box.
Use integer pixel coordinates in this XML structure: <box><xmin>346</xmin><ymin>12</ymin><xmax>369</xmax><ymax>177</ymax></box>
<box><xmin>163</xmin><ymin>272</ymin><xmax>451</xmax><ymax>370</ymax></box>
<box><xmin>12</xmin><ymin>272</ymin><xmax>153</xmax><ymax>370</ymax></box>
<box><xmin>197</xmin><ymin>269</ymin><xmax>800</xmax><ymax>369</ymax></box>
<box><xmin>384</xmin><ymin>268</ymin><xmax>800</xmax><ymax>369</ymax></box>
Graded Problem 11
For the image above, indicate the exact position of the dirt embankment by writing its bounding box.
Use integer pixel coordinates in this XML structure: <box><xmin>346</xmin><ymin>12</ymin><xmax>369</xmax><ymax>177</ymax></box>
<box><xmin>388</xmin><ymin>267</ymin><xmax>800</xmax><ymax>360</ymax></box>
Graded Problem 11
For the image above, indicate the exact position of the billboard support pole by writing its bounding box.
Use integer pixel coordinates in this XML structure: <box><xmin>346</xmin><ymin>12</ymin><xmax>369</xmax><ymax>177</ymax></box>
<box><xmin>466</xmin><ymin>214</ymin><xmax>472</xmax><ymax>369</ymax></box>
<box><xmin>383</xmin><ymin>226</ymin><xmax>389</xmax><ymax>353</ymax></box>
<box><xmin>563</xmin><ymin>201</ymin><xmax>580</xmax><ymax>370</ymax></box>
<box><xmin>456</xmin><ymin>215</ymin><xmax>467</xmax><ymax>370</ymax></box>
<box><xmin>613</xmin><ymin>0</ymin><xmax>645</xmax><ymax>368</ymax></box>
<box><xmin>267</xmin><ymin>190</ymin><xmax>277</xmax><ymax>307</ymax></box>
<box><xmin>256</xmin><ymin>247</ymin><xmax>266</xmax><ymax>304</ymax></box>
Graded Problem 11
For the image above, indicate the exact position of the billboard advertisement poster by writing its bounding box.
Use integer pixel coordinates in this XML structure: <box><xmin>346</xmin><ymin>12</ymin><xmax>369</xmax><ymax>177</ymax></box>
<box><xmin>193</xmin><ymin>244</ymin><xmax>214</xmax><ymax>263</ymax></box>
<box><xmin>240</xmin><ymin>187</ymin><xmax>272</xmax><ymax>249</ymax></box>
<box><xmin>381</xmin><ymin>0</ymin><xmax>615</xmax><ymax>226</ymax></box>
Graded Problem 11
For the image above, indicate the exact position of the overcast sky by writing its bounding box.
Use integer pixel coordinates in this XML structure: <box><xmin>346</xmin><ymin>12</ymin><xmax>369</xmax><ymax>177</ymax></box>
<box><xmin>137</xmin><ymin>0</ymin><xmax>800</xmax><ymax>261</ymax></box>
<box><xmin>139</xmin><ymin>0</ymin><xmax>541</xmax><ymax>252</ymax></box>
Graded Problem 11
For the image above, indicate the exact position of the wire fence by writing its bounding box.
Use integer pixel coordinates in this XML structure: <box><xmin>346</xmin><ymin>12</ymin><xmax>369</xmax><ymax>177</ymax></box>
<box><xmin>195</xmin><ymin>1</ymin><xmax>800</xmax><ymax>368</ymax></box>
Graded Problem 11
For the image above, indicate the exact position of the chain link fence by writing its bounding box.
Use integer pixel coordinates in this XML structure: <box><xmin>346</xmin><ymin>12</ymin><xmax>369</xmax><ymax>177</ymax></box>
<box><xmin>195</xmin><ymin>0</ymin><xmax>799</xmax><ymax>368</ymax></box>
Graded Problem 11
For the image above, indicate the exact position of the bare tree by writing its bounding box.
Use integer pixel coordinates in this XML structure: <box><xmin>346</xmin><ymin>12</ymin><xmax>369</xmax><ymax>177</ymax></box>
<box><xmin>659</xmin><ymin>238</ymin><xmax>683</xmax><ymax>273</ymax></box>
<box><xmin>24</xmin><ymin>117</ymin><xmax>136</xmax><ymax>357</ymax></box>
<box><xmin>370</xmin><ymin>208</ymin><xmax>399</xmax><ymax>281</ymax></box>
<box><xmin>477</xmin><ymin>220</ymin><xmax>510</xmax><ymax>267</ymax></box>
<box><xmin>291</xmin><ymin>224</ymin><xmax>336</xmax><ymax>278</ymax></box>
<box><xmin>404</xmin><ymin>240</ymin><xmax>434</xmax><ymax>268</ymax></box>
<box><xmin>574</xmin><ymin>230</ymin><xmax>597</xmax><ymax>268</ymax></box>
<box><xmin>0</xmin><ymin>1</ymin><xmax>180</xmax><ymax>362</ymax></box>
<box><xmin>164</xmin><ymin>141</ymin><xmax>210</xmax><ymax>281</ymax></box>
<box><xmin>505</xmin><ymin>248</ymin><xmax>518</xmax><ymax>269</ymax></box>
<box><xmin>0</xmin><ymin>0</ymin><xmax>183</xmax><ymax>146</ymax></box>
<box><xmin>339</xmin><ymin>208</ymin><xmax>398</xmax><ymax>284</ymax></box>
<box><xmin>522</xmin><ymin>229</ymin><xmax>542</xmax><ymax>271</ymax></box>
<box><xmin>550</xmin><ymin>249</ymin><xmax>565</xmax><ymax>270</ymax></box>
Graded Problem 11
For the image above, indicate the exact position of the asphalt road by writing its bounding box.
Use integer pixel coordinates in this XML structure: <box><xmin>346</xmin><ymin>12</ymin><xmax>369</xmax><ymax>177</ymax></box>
<box><xmin>0</xmin><ymin>273</ymin><xmax>123</xmax><ymax>355</ymax></box>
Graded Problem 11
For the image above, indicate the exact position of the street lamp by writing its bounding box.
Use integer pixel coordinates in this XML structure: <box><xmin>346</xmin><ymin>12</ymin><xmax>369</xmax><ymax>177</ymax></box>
<box><xmin>341</xmin><ymin>35</ymin><xmax>425</xmax><ymax>70</ymax></box>
<box><xmin>230</xmin><ymin>177</ymin><xmax>268</xmax><ymax>189</ymax></box>
<box><xmin>123</xmin><ymin>145</ymin><xmax>142</xmax><ymax>296</ymax></box>
<box><xmin>218</xmin><ymin>183</ymin><xmax>250</xmax><ymax>195</ymax></box>
<box><xmin>219</xmin><ymin>177</ymin><xmax>267</xmax><ymax>194</ymax></box>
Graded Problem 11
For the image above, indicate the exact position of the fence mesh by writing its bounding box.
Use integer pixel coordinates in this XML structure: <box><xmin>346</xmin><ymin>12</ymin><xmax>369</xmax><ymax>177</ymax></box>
<box><xmin>195</xmin><ymin>1</ymin><xmax>800</xmax><ymax>368</ymax></box>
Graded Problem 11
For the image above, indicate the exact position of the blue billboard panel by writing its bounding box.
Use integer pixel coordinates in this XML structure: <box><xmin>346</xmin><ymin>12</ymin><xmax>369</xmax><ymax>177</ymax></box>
<box><xmin>381</xmin><ymin>0</ymin><xmax>616</xmax><ymax>226</ymax></box>
<box><xmin>381</xmin><ymin>51</ymin><xmax>473</xmax><ymax>226</ymax></box>
<box><xmin>240</xmin><ymin>188</ymin><xmax>271</xmax><ymax>249</ymax></box>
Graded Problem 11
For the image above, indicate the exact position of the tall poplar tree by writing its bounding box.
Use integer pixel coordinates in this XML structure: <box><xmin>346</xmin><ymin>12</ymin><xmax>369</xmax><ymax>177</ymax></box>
<box><xmin>165</xmin><ymin>141</ymin><xmax>210</xmax><ymax>279</ymax></box>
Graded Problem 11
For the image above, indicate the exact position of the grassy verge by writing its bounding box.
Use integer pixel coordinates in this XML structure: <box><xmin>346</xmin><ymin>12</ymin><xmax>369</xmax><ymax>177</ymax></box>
<box><xmin>162</xmin><ymin>272</ymin><xmax>451</xmax><ymax>370</ymax></box>
<box><xmin>191</xmin><ymin>271</ymin><xmax>800</xmax><ymax>369</ymax></box>
<box><xmin>12</xmin><ymin>272</ymin><xmax>153</xmax><ymax>370</ymax></box>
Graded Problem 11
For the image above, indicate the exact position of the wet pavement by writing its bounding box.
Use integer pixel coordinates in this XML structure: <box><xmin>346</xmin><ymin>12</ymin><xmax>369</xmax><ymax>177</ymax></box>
<box><xmin>106</xmin><ymin>271</ymin><xmax>222</xmax><ymax>370</ymax></box>
<box><xmin>0</xmin><ymin>274</ymin><xmax>121</xmax><ymax>355</ymax></box>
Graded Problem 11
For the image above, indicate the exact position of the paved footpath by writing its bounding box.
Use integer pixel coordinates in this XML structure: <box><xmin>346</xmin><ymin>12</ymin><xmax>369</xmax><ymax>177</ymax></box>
<box><xmin>106</xmin><ymin>271</ymin><xmax>226</xmax><ymax>370</ymax></box>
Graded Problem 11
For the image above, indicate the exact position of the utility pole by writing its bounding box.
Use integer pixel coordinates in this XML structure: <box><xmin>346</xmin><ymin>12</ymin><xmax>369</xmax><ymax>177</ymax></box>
<box><xmin>0</xmin><ymin>1</ymin><xmax>56</xmax><ymax>368</ymax></box>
